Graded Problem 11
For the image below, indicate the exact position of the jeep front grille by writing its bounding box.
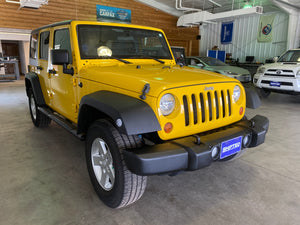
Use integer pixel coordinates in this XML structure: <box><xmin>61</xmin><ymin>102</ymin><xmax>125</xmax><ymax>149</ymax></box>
<box><xmin>264</xmin><ymin>69</ymin><xmax>294</xmax><ymax>78</ymax></box>
<box><xmin>182</xmin><ymin>90</ymin><xmax>232</xmax><ymax>126</ymax></box>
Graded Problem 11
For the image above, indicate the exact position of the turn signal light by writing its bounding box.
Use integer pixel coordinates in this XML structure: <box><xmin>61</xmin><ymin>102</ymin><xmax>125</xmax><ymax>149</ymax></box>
<box><xmin>164</xmin><ymin>122</ymin><xmax>173</xmax><ymax>133</ymax></box>
<box><xmin>239</xmin><ymin>107</ymin><xmax>244</xmax><ymax>115</ymax></box>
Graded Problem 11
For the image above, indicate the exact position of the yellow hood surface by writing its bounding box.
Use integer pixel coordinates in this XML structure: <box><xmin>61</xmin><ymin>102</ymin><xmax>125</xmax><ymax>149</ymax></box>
<box><xmin>78</xmin><ymin>62</ymin><xmax>239</xmax><ymax>98</ymax></box>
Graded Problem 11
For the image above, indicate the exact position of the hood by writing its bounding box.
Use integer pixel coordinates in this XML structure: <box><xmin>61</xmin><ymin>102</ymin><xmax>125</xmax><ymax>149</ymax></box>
<box><xmin>79</xmin><ymin>62</ymin><xmax>238</xmax><ymax>97</ymax></box>
<box><xmin>209</xmin><ymin>65</ymin><xmax>250</xmax><ymax>75</ymax></box>
<box><xmin>262</xmin><ymin>62</ymin><xmax>300</xmax><ymax>71</ymax></box>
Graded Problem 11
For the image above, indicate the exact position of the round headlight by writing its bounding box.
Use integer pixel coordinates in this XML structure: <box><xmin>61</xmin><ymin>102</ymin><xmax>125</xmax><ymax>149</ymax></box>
<box><xmin>160</xmin><ymin>93</ymin><xmax>175</xmax><ymax>116</ymax></box>
<box><xmin>233</xmin><ymin>85</ymin><xmax>241</xmax><ymax>102</ymax></box>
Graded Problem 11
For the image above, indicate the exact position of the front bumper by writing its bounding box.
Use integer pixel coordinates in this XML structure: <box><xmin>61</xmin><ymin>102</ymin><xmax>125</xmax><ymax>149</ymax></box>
<box><xmin>253</xmin><ymin>73</ymin><xmax>300</xmax><ymax>93</ymax></box>
<box><xmin>123</xmin><ymin>115</ymin><xmax>269</xmax><ymax>176</ymax></box>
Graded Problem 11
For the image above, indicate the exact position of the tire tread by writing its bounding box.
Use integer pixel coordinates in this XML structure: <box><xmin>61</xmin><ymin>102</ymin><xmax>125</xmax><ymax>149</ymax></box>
<box><xmin>88</xmin><ymin>120</ymin><xmax>147</xmax><ymax>208</ymax></box>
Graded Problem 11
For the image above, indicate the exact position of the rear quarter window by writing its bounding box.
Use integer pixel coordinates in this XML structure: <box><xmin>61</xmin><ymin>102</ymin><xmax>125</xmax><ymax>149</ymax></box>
<box><xmin>39</xmin><ymin>31</ymin><xmax>50</xmax><ymax>60</ymax></box>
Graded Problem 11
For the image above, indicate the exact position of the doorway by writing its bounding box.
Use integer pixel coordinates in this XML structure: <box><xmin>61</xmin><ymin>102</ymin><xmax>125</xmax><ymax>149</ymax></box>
<box><xmin>1</xmin><ymin>41</ymin><xmax>20</xmax><ymax>75</ymax></box>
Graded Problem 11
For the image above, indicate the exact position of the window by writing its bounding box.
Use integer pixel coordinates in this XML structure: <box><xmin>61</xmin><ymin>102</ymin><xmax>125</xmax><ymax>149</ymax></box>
<box><xmin>77</xmin><ymin>25</ymin><xmax>172</xmax><ymax>60</ymax></box>
<box><xmin>53</xmin><ymin>28</ymin><xmax>72</xmax><ymax>63</ymax></box>
<box><xmin>39</xmin><ymin>31</ymin><xmax>50</xmax><ymax>60</ymax></box>
<box><xmin>278</xmin><ymin>50</ymin><xmax>300</xmax><ymax>62</ymax></box>
<box><xmin>30</xmin><ymin>32</ymin><xmax>38</xmax><ymax>59</ymax></box>
<box><xmin>190</xmin><ymin>58</ymin><xmax>199</xmax><ymax>66</ymax></box>
<box><xmin>199</xmin><ymin>57</ymin><xmax>227</xmax><ymax>66</ymax></box>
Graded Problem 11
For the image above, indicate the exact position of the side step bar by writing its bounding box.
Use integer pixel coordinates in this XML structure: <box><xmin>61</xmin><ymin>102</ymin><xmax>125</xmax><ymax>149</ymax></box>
<box><xmin>38</xmin><ymin>107</ymin><xmax>84</xmax><ymax>140</ymax></box>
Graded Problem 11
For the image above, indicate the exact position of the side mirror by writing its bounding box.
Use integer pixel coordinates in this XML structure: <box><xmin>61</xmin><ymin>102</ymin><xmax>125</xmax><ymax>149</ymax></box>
<box><xmin>51</xmin><ymin>49</ymin><xmax>74</xmax><ymax>75</ymax></box>
<box><xmin>273</xmin><ymin>56</ymin><xmax>278</xmax><ymax>62</ymax></box>
<box><xmin>51</xmin><ymin>49</ymin><xmax>69</xmax><ymax>65</ymax></box>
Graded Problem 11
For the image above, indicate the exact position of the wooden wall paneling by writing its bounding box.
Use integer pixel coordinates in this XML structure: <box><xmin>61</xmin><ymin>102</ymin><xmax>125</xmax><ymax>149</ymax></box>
<box><xmin>0</xmin><ymin>0</ymin><xmax>199</xmax><ymax>55</ymax></box>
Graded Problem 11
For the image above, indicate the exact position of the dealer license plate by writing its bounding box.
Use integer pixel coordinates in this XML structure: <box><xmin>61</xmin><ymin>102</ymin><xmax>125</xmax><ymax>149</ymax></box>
<box><xmin>220</xmin><ymin>136</ymin><xmax>242</xmax><ymax>159</ymax></box>
<box><xmin>270</xmin><ymin>81</ymin><xmax>281</xmax><ymax>87</ymax></box>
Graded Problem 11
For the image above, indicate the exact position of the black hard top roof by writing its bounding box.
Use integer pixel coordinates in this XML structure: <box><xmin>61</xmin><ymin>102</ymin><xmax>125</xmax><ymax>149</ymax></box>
<box><xmin>32</xmin><ymin>20</ymin><xmax>72</xmax><ymax>34</ymax></box>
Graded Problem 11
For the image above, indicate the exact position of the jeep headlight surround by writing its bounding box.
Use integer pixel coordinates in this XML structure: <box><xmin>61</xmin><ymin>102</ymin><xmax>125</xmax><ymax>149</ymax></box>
<box><xmin>160</xmin><ymin>93</ymin><xmax>175</xmax><ymax>116</ymax></box>
<box><xmin>233</xmin><ymin>85</ymin><xmax>241</xmax><ymax>103</ymax></box>
<box><xmin>257</xmin><ymin>67</ymin><xmax>266</xmax><ymax>74</ymax></box>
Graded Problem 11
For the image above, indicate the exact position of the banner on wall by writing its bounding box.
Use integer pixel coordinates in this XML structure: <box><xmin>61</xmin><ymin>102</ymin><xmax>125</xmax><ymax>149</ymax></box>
<box><xmin>96</xmin><ymin>5</ymin><xmax>131</xmax><ymax>23</ymax></box>
<box><xmin>221</xmin><ymin>21</ymin><xmax>234</xmax><ymax>44</ymax></box>
<box><xmin>257</xmin><ymin>15</ymin><xmax>275</xmax><ymax>42</ymax></box>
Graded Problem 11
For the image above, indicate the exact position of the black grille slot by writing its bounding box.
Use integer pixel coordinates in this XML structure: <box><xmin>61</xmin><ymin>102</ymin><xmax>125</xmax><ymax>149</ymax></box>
<box><xmin>200</xmin><ymin>93</ymin><xmax>205</xmax><ymax>122</ymax></box>
<box><xmin>264</xmin><ymin>73</ymin><xmax>294</xmax><ymax>77</ymax></box>
<box><xmin>183</xmin><ymin>95</ymin><xmax>189</xmax><ymax>126</ymax></box>
<box><xmin>207</xmin><ymin>92</ymin><xmax>212</xmax><ymax>121</ymax></box>
<box><xmin>227</xmin><ymin>90</ymin><xmax>231</xmax><ymax>116</ymax></box>
<box><xmin>268</xmin><ymin>69</ymin><xmax>294</xmax><ymax>72</ymax></box>
<box><xmin>191</xmin><ymin>94</ymin><xmax>198</xmax><ymax>124</ymax></box>
<box><xmin>221</xmin><ymin>90</ymin><xmax>226</xmax><ymax>117</ymax></box>
<box><xmin>265</xmin><ymin>69</ymin><xmax>295</xmax><ymax>77</ymax></box>
<box><xmin>215</xmin><ymin>91</ymin><xmax>219</xmax><ymax>119</ymax></box>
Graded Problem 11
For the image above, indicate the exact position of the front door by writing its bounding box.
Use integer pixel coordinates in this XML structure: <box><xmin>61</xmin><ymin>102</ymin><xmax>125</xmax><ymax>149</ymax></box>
<box><xmin>50</xmin><ymin>27</ymin><xmax>77</xmax><ymax>122</ymax></box>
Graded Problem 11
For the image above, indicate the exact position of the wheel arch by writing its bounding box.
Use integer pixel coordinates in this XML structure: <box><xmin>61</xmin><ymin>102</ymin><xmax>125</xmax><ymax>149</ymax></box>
<box><xmin>77</xmin><ymin>91</ymin><xmax>161</xmax><ymax>136</ymax></box>
<box><xmin>25</xmin><ymin>72</ymin><xmax>46</xmax><ymax>105</ymax></box>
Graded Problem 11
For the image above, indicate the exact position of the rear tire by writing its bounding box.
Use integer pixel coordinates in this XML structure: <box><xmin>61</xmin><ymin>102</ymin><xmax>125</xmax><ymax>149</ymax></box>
<box><xmin>86</xmin><ymin>119</ymin><xmax>147</xmax><ymax>208</ymax></box>
<box><xmin>28</xmin><ymin>88</ymin><xmax>51</xmax><ymax>128</ymax></box>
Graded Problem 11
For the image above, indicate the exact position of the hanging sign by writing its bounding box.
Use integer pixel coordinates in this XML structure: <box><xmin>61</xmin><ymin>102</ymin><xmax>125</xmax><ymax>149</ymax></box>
<box><xmin>257</xmin><ymin>15</ymin><xmax>275</xmax><ymax>42</ymax></box>
<box><xmin>221</xmin><ymin>21</ymin><xmax>234</xmax><ymax>44</ymax></box>
<box><xmin>96</xmin><ymin>5</ymin><xmax>131</xmax><ymax>23</ymax></box>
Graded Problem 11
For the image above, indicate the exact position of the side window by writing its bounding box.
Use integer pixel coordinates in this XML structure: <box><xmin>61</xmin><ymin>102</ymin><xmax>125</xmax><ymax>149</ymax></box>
<box><xmin>53</xmin><ymin>28</ymin><xmax>72</xmax><ymax>64</ymax></box>
<box><xmin>191</xmin><ymin>59</ymin><xmax>197</xmax><ymax>66</ymax></box>
<box><xmin>39</xmin><ymin>31</ymin><xmax>50</xmax><ymax>60</ymax></box>
<box><xmin>30</xmin><ymin>33</ymin><xmax>38</xmax><ymax>59</ymax></box>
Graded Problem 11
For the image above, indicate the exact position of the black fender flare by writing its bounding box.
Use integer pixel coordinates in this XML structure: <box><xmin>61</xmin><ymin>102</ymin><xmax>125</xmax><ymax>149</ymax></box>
<box><xmin>245</xmin><ymin>87</ymin><xmax>261</xmax><ymax>109</ymax></box>
<box><xmin>77</xmin><ymin>91</ymin><xmax>161</xmax><ymax>135</ymax></box>
<box><xmin>25</xmin><ymin>72</ymin><xmax>46</xmax><ymax>105</ymax></box>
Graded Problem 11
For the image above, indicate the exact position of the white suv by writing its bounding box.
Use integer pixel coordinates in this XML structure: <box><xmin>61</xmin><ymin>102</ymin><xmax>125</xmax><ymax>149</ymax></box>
<box><xmin>253</xmin><ymin>49</ymin><xmax>300</xmax><ymax>97</ymax></box>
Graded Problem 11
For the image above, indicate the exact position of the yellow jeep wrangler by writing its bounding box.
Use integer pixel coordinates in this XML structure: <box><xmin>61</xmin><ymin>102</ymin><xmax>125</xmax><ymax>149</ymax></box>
<box><xmin>25</xmin><ymin>20</ymin><xmax>268</xmax><ymax>208</ymax></box>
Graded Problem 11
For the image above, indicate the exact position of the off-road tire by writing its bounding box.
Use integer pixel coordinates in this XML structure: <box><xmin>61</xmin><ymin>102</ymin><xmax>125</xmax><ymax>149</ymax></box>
<box><xmin>86</xmin><ymin>119</ymin><xmax>147</xmax><ymax>208</ymax></box>
<box><xmin>28</xmin><ymin>88</ymin><xmax>51</xmax><ymax>128</ymax></box>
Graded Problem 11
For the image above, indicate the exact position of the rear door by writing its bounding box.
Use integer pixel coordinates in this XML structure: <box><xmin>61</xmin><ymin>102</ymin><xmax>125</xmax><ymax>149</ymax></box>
<box><xmin>38</xmin><ymin>29</ymin><xmax>52</xmax><ymax>105</ymax></box>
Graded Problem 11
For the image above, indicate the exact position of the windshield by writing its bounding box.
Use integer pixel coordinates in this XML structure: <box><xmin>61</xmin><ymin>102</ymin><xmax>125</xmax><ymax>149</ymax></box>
<box><xmin>277</xmin><ymin>50</ymin><xmax>300</xmax><ymax>62</ymax></box>
<box><xmin>198</xmin><ymin>57</ymin><xmax>227</xmax><ymax>66</ymax></box>
<box><xmin>77</xmin><ymin>25</ymin><xmax>172</xmax><ymax>60</ymax></box>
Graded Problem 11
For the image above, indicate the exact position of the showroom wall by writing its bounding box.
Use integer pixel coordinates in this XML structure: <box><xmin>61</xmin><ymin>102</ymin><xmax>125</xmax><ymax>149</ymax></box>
<box><xmin>0</xmin><ymin>0</ymin><xmax>199</xmax><ymax>56</ymax></box>
<box><xmin>199</xmin><ymin>12</ymin><xmax>289</xmax><ymax>63</ymax></box>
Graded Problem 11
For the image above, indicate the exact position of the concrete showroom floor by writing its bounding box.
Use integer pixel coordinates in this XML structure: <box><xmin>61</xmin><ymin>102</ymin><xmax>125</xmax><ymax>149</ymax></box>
<box><xmin>0</xmin><ymin>80</ymin><xmax>299</xmax><ymax>225</ymax></box>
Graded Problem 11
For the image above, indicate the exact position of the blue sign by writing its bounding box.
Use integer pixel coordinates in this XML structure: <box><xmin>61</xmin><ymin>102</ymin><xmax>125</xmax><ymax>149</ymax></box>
<box><xmin>97</xmin><ymin>5</ymin><xmax>131</xmax><ymax>23</ymax></box>
<box><xmin>220</xmin><ymin>136</ymin><xmax>242</xmax><ymax>159</ymax></box>
<box><xmin>270</xmin><ymin>81</ymin><xmax>281</xmax><ymax>87</ymax></box>
<box><xmin>221</xmin><ymin>21</ymin><xmax>234</xmax><ymax>44</ymax></box>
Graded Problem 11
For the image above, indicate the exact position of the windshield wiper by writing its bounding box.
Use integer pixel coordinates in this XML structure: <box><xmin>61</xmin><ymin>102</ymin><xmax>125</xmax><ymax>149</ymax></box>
<box><xmin>98</xmin><ymin>56</ymin><xmax>132</xmax><ymax>64</ymax></box>
<box><xmin>129</xmin><ymin>55</ymin><xmax>165</xmax><ymax>64</ymax></box>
